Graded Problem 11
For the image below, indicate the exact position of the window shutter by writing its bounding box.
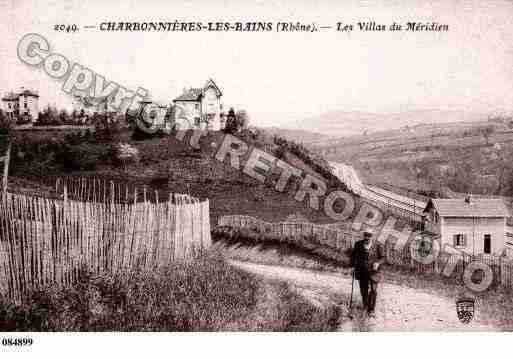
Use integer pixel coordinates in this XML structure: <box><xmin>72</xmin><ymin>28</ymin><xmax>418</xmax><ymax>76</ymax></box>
<box><xmin>463</xmin><ymin>234</ymin><xmax>467</xmax><ymax>247</ymax></box>
<box><xmin>453</xmin><ymin>234</ymin><xmax>457</xmax><ymax>247</ymax></box>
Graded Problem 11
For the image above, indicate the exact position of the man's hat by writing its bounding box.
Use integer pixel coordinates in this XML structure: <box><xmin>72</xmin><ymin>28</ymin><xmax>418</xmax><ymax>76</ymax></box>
<box><xmin>363</xmin><ymin>232</ymin><xmax>372</xmax><ymax>240</ymax></box>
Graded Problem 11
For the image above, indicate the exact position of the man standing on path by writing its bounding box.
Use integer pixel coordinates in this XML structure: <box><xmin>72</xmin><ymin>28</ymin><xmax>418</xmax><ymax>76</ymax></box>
<box><xmin>351</xmin><ymin>231</ymin><xmax>385</xmax><ymax>317</ymax></box>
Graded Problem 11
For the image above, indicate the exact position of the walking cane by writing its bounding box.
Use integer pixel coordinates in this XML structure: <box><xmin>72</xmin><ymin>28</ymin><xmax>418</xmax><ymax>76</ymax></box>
<box><xmin>348</xmin><ymin>268</ymin><xmax>355</xmax><ymax>319</ymax></box>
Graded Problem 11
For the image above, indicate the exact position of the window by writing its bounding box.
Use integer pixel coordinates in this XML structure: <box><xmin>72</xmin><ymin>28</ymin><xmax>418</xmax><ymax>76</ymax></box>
<box><xmin>194</xmin><ymin>103</ymin><xmax>199</xmax><ymax>110</ymax></box>
<box><xmin>24</xmin><ymin>102</ymin><xmax>27</xmax><ymax>108</ymax></box>
<box><xmin>194</xmin><ymin>117</ymin><xmax>201</xmax><ymax>126</ymax></box>
<box><xmin>453</xmin><ymin>234</ymin><xmax>466</xmax><ymax>247</ymax></box>
<box><xmin>484</xmin><ymin>234</ymin><xmax>491</xmax><ymax>254</ymax></box>
<box><xmin>207</xmin><ymin>91</ymin><xmax>217</xmax><ymax>101</ymax></box>
<box><xmin>8</xmin><ymin>103</ymin><xmax>11</xmax><ymax>109</ymax></box>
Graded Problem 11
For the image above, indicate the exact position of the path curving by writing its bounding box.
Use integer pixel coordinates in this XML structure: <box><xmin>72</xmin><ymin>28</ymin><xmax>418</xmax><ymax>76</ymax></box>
<box><xmin>229</xmin><ymin>260</ymin><xmax>498</xmax><ymax>331</ymax></box>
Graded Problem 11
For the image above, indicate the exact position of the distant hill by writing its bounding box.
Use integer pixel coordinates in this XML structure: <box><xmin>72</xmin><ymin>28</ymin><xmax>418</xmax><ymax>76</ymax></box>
<box><xmin>259</xmin><ymin>126</ymin><xmax>333</xmax><ymax>145</ymax></box>
<box><xmin>281</xmin><ymin>109</ymin><xmax>488</xmax><ymax>138</ymax></box>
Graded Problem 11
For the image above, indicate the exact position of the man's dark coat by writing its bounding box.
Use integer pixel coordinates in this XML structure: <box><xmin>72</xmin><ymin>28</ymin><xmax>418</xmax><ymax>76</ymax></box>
<box><xmin>351</xmin><ymin>239</ymin><xmax>385</xmax><ymax>282</ymax></box>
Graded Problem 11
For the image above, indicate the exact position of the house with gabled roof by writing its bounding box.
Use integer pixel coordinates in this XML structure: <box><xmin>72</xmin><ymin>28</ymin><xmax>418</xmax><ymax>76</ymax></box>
<box><xmin>423</xmin><ymin>196</ymin><xmax>511</xmax><ymax>256</ymax></box>
<box><xmin>171</xmin><ymin>79</ymin><xmax>224</xmax><ymax>130</ymax></box>
<box><xmin>1</xmin><ymin>88</ymin><xmax>39</xmax><ymax>122</ymax></box>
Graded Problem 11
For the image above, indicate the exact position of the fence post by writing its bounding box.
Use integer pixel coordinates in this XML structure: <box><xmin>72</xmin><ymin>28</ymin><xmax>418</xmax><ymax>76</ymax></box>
<box><xmin>2</xmin><ymin>143</ymin><xmax>10</xmax><ymax>195</ymax></box>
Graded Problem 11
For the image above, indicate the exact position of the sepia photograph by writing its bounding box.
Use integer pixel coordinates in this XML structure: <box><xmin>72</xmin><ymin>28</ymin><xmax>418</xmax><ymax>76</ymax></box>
<box><xmin>0</xmin><ymin>0</ymin><xmax>513</xmax><ymax>356</ymax></box>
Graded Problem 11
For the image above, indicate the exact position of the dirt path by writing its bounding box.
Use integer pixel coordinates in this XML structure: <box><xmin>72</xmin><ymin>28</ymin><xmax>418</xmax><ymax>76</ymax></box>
<box><xmin>229</xmin><ymin>260</ymin><xmax>498</xmax><ymax>331</ymax></box>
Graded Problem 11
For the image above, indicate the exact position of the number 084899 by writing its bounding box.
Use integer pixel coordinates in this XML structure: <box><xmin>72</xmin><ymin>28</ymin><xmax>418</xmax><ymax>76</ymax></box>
<box><xmin>1</xmin><ymin>337</ymin><xmax>33</xmax><ymax>346</ymax></box>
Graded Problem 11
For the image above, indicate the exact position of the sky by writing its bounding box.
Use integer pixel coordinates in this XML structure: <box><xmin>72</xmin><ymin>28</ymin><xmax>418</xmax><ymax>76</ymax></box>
<box><xmin>1</xmin><ymin>0</ymin><xmax>513</xmax><ymax>127</ymax></box>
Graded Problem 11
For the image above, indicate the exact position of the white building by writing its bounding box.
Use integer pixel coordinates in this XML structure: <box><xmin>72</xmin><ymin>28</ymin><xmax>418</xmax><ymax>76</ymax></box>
<box><xmin>1</xmin><ymin>88</ymin><xmax>39</xmax><ymax>122</ymax></box>
<box><xmin>171</xmin><ymin>79</ymin><xmax>224</xmax><ymax>130</ymax></box>
<box><xmin>423</xmin><ymin>197</ymin><xmax>511</xmax><ymax>256</ymax></box>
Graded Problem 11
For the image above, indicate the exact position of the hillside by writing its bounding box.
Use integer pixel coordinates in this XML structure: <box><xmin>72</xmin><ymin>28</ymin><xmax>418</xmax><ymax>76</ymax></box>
<box><xmin>282</xmin><ymin>109</ymin><xmax>489</xmax><ymax>139</ymax></box>
<box><xmin>259</xmin><ymin>126</ymin><xmax>333</xmax><ymax>145</ymax></box>
<box><xmin>307</xmin><ymin>116</ymin><xmax>513</xmax><ymax>198</ymax></box>
<box><xmin>8</xmin><ymin>128</ymin><xmax>354</xmax><ymax>226</ymax></box>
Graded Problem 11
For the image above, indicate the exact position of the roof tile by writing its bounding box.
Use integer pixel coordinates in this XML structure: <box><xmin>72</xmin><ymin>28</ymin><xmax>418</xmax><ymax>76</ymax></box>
<box><xmin>430</xmin><ymin>198</ymin><xmax>510</xmax><ymax>218</ymax></box>
<box><xmin>173</xmin><ymin>88</ymin><xmax>203</xmax><ymax>101</ymax></box>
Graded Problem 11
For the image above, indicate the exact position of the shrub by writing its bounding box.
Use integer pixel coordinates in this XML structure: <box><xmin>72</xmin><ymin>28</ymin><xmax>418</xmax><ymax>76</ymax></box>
<box><xmin>60</xmin><ymin>143</ymin><xmax>107</xmax><ymax>171</ymax></box>
<box><xmin>272</xmin><ymin>135</ymin><xmax>345</xmax><ymax>190</ymax></box>
<box><xmin>83</xmin><ymin>129</ymin><xmax>94</xmax><ymax>142</ymax></box>
<box><xmin>131</xmin><ymin>125</ymin><xmax>158</xmax><ymax>141</ymax></box>
<box><xmin>94</xmin><ymin>116</ymin><xmax>122</xmax><ymax>143</ymax></box>
<box><xmin>9</xmin><ymin>135</ymin><xmax>111</xmax><ymax>176</ymax></box>
<box><xmin>113</xmin><ymin>142</ymin><xmax>139</xmax><ymax>170</ymax></box>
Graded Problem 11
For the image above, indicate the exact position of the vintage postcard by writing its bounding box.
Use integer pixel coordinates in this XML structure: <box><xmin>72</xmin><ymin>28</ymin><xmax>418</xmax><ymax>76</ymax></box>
<box><xmin>0</xmin><ymin>0</ymin><xmax>512</xmax><ymax>354</ymax></box>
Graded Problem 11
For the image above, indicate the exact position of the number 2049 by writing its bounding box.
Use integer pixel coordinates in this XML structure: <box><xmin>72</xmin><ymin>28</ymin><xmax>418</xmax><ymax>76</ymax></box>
<box><xmin>54</xmin><ymin>24</ymin><xmax>78</xmax><ymax>32</ymax></box>
<box><xmin>2</xmin><ymin>337</ymin><xmax>33</xmax><ymax>346</ymax></box>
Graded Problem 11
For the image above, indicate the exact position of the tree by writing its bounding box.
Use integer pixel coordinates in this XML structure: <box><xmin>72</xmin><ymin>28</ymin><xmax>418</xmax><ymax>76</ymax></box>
<box><xmin>59</xmin><ymin>109</ymin><xmax>69</xmax><ymax>124</ymax></box>
<box><xmin>0</xmin><ymin>109</ymin><xmax>7</xmax><ymax>126</ymax></box>
<box><xmin>480</xmin><ymin>125</ymin><xmax>495</xmax><ymax>145</ymax></box>
<box><xmin>223</xmin><ymin>107</ymin><xmax>238</xmax><ymax>134</ymax></box>
<box><xmin>38</xmin><ymin>105</ymin><xmax>59</xmax><ymax>125</ymax></box>
<box><xmin>0</xmin><ymin>109</ymin><xmax>13</xmax><ymax>137</ymax></box>
<box><xmin>224</xmin><ymin>108</ymin><xmax>250</xmax><ymax>134</ymax></box>
<box><xmin>235</xmin><ymin>110</ymin><xmax>250</xmax><ymax>130</ymax></box>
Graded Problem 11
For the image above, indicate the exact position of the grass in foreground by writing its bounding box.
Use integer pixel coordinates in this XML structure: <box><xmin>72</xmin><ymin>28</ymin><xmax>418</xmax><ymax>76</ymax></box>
<box><xmin>0</xmin><ymin>252</ymin><xmax>337</xmax><ymax>331</ymax></box>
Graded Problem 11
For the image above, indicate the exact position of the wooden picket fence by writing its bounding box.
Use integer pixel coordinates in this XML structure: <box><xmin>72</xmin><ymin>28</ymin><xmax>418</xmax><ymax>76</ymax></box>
<box><xmin>218</xmin><ymin>215</ymin><xmax>360</xmax><ymax>252</ymax></box>
<box><xmin>1</xmin><ymin>142</ymin><xmax>9</xmax><ymax>193</ymax></box>
<box><xmin>49</xmin><ymin>175</ymin><xmax>166</xmax><ymax>203</ymax></box>
<box><xmin>0</xmin><ymin>181</ymin><xmax>211</xmax><ymax>303</ymax></box>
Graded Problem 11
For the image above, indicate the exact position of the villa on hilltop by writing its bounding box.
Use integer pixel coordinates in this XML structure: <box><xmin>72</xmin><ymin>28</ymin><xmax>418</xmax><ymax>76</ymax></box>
<box><xmin>171</xmin><ymin>79</ymin><xmax>225</xmax><ymax>130</ymax></box>
<box><xmin>1</xmin><ymin>88</ymin><xmax>39</xmax><ymax>123</ymax></box>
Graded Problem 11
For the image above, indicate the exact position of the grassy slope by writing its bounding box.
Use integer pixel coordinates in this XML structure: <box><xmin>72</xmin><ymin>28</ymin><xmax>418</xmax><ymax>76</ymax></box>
<box><xmin>0</xmin><ymin>252</ymin><xmax>338</xmax><ymax>331</ymax></box>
